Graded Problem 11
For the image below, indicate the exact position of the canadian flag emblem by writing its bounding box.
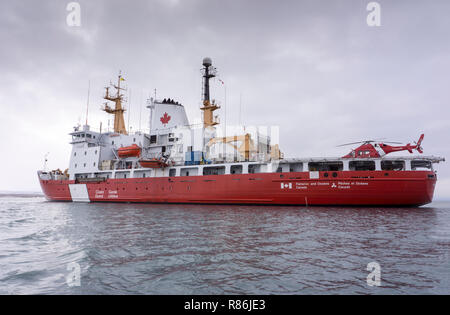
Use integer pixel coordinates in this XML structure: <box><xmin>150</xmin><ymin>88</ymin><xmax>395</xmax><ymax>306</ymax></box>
<box><xmin>281</xmin><ymin>183</ymin><xmax>292</xmax><ymax>189</ymax></box>
<box><xmin>160</xmin><ymin>112</ymin><xmax>171</xmax><ymax>126</ymax></box>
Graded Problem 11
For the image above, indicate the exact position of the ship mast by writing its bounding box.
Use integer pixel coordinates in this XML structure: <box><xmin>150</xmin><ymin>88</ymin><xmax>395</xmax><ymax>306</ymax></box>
<box><xmin>200</xmin><ymin>57</ymin><xmax>220</xmax><ymax>129</ymax></box>
<box><xmin>102</xmin><ymin>72</ymin><xmax>128</xmax><ymax>134</ymax></box>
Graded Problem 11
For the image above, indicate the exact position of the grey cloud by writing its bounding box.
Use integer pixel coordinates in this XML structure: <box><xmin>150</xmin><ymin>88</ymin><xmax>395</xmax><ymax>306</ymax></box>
<box><xmin>0</xmin><ymin>0</ymin><xmax>449</xmax><ymax>196</ymax></box>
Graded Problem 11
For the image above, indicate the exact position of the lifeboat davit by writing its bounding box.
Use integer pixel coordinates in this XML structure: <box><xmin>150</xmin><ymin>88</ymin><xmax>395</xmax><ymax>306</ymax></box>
<box><xmin>117</xmin><ymin>144</ymin><xmax>141</xmax><ymax>158</ymax></box>
<box><xmin>139</xmin><ymin>158</ymin><xmax>169</xmax><ymax>168</ymax></box>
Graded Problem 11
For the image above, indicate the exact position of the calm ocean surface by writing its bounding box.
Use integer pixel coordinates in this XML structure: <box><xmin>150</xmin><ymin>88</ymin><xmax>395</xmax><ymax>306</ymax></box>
<box><xmin>0</xmin><ymin>195</ymin><xmax>449</xmax><ymax>294</ymax></box>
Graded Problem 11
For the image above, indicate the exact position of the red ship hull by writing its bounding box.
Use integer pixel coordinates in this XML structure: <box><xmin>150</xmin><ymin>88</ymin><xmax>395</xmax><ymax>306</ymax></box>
<box><xmin>38</xmin><ymin>170</ymin><xmax>437</xmax><ymax>206</ymax></box>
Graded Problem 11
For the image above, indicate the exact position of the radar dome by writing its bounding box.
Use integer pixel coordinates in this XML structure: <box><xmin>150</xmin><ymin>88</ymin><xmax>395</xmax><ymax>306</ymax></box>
<box><xmin>202</xmin><ymin>57</ymin><xmax>212</xmax><ymax>67</ymax></box>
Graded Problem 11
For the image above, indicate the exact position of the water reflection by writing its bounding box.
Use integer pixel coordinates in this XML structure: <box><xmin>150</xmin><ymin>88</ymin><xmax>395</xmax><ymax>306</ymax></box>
<box><xmin>0</xmin><ymin>197</ymin><xmax>449</xmax><ymax>294</ymax></box>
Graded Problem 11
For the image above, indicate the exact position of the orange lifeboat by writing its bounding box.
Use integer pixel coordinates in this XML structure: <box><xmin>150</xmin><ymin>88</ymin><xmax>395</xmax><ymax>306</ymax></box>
<box><xmin>139</xmin><ymin>158</ymin><xmax>169</xmax><ymax>168</ymax></box>
<box><xmin>117</xmin><ymin>144</ymin><xmax>141</xmax><ymax>158</ymax></box>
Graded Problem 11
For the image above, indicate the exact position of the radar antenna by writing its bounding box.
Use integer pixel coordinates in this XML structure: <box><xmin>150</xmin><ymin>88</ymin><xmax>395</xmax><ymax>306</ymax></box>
<box><xmin>200</xmin><ymin>57</ymin><xmax>220</xmax><ymax>128</ymax></box>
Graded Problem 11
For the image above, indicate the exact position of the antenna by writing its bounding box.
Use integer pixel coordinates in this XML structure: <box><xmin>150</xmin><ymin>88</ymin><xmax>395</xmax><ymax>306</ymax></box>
<box><xmin>128</xmin><ymin>88</ymin><xmax>132</xmax><ymax>132</ymax></box>
<box><xmin>148</xmin><ymin>93</ymin><xmax>154</xmax><ymax>132</ymax></box>
<box><xmin>85</xmin><ymin>80</ymin><xmax>90</xmax><ymax>126</ymax></box>
<box><xmin>200</xmin><ymin>57</ymin><xmax>219</xmax><ymax>128</ymax></box>
<box><xmin>223</xmin><ymin>83</ymin><xmax>227</xmax><ymax>160</ymax></box>
<box><xmin>139</xmin><ymin>89</ymin><xmax>143</xmax><ymax>132</ymax></box>
<box><xmin>43</xmin><ymin>152</ymin><xmax>49</xmax><ymax>171</ymax></box>
<box><xmin>239</xmin><ymin>92</ymin><xmax>242</xmax><ymax>127</ymax></box>
<box><xmin>224</xmin><ymin>84</ymin><xmax>227</xmax><ymax>134</ymax></box>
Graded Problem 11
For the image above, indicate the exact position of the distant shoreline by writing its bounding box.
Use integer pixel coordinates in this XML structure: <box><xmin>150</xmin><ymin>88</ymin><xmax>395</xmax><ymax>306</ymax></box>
<box><xmin>0</xmin><ymin>192</ymin><xmax>44</xmax><ymax>198</ymax></box>
<box><xmin>0</xmin><ymin>192</ymin><xmax>448</xmax><ymax>203</ymax></box>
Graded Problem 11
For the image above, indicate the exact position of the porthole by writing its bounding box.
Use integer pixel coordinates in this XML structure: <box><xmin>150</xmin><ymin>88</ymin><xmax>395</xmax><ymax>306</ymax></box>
<box><xmin>324</xmin><ymin>173</ymin><xmax>329</xmax><ymax>178</ymax></box>
<box><xmin>332</xmin><ymin>172</ymin><xmax>338</xmax><ymax>178</ymax></box>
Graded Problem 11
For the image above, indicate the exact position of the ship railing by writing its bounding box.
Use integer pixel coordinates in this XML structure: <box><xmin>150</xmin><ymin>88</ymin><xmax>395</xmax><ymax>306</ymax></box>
<box><xmin>71</xmin><ymin>125</ymin><xmax>151</xmax><ymax>137</ymax></box>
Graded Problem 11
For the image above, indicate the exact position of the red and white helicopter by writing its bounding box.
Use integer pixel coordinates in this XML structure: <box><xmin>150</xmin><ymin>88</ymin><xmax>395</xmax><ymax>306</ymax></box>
<box><xmin>341</xmin><ymin>134</ymin><xmax>425</xmax><ymax>159</ymax></box>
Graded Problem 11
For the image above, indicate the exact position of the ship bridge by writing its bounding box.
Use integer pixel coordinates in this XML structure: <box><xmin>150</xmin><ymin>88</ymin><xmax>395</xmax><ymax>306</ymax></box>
<box><xmin>69</xmin><ymin>125</ymin><xmax>101</xmax><ymax>145</ymax></box>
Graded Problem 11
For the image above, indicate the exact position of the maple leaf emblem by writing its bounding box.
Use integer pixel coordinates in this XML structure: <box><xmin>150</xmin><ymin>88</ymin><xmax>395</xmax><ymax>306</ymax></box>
<box><xmin>160</xmin><ymin>112</ymin><xmax>171</xmax><ymax>126</ymax></box>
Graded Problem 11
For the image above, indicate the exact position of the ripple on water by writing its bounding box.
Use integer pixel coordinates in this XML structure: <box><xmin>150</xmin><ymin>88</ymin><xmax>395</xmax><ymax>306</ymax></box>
<box><xmin>0</xmin><ymin>197</ymin><xmax>449</xmax><ymax>294</ymax></box>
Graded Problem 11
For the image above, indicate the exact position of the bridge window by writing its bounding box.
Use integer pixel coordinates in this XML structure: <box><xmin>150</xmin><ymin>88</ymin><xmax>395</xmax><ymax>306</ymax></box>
<box><xmin>249</xmin><ymin>164</ymin><xmax>262</xmax><ymax>174</ymax></box>
<box><xmin>411</xmin><ymin>160</ymin><xmax>432</xmax><ymax>171</ymax></box>
<box><xmin>381</xmin><ymin>160</ymin><xmax>405</xmax><ymax>171</ymax></box>
<box><xmin>150</xmin><ymin>135</ymin><xmax>157</xmax><ymax>144</ymax></box>
<box><xmin>276</xmin><ymin>164</ymin><xmax>290</xmax><ymax>173</ymax></box>
<box><xmin>308</xmin><ymin>162</ymin><xmax>343</xmax><ymax>171</ymax></box>
<box><xmin>203</xmin><ymin>166</ymin><xmax>225</xmax><ymax>175</ymax></box>
<box><xmin>169</xmin><ymin>169</ymin><xmax>176</xmax><ymax>177</ymax></box>
<box><xmin>349</xmin><ymin>161</ymin><xmax>375</xmax><ymax>171</ymax></box>
<box><xmin>181</xmin><ymin>167</ymin><xmax>198</xmax><ymax>176</ymax></box>
<box><xmin>230</xmin><ymin>165</ymin><xmax>243</xmax><ymax>174</ymax></box>
<box><xmin>289</xmin><ymin>163</ymin><xmax>303</xmax><ymax>172</ymax></box>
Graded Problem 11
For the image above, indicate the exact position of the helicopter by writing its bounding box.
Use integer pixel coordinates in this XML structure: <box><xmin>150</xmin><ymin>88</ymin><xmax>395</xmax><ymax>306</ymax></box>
<box><xmin>340</xmin><ymin>134</ymin><xmax>424</xmax><ymax>159</ymax></box>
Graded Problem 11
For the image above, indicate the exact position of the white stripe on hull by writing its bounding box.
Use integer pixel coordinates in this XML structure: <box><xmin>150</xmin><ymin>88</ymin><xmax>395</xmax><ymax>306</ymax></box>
<box><xmin>68</xmin><ymin>184</ymin><xmax>90</xmax><ymax>202</ymax></box>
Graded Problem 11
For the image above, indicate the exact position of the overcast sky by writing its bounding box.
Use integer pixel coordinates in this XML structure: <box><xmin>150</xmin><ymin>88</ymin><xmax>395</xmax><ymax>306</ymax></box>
<box><xmin>1</xmin><ymin>0</ymin><xmax>449</xmax><ymax>198</ymax></box>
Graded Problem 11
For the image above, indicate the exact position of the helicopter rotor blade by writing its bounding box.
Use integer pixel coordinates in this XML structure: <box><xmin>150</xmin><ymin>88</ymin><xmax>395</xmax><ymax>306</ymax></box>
<box><xmin>337</xmin><ymin>137</ymin><xmax>405</xmax><ymax>147</ymax></box>
<box><xmin>336</xmin><ymin>141</ymin><xmax>366</xmax><ymax>147</ymax></box>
